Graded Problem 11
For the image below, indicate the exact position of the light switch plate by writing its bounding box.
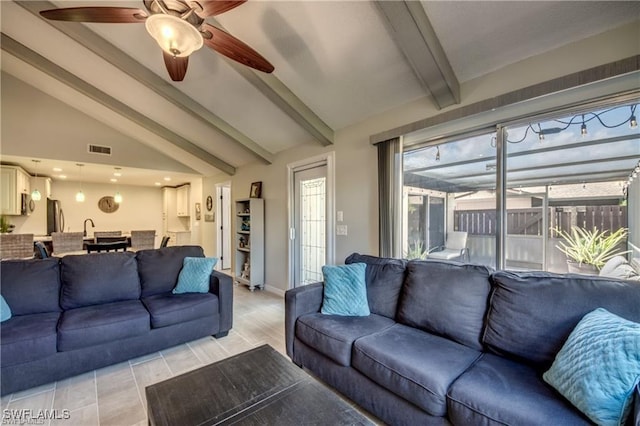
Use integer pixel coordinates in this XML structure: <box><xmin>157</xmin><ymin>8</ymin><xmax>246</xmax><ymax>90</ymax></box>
<box><xmin>336</xmin><ymin>225</ymin><xmax>348</xmax><ymax>235</ymax></box>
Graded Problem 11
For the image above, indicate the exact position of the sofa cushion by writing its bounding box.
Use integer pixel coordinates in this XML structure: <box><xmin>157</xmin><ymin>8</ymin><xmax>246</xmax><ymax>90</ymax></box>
<box><xmin>142</xmin><ymin>292</ymin><xmax>219</xmax><ymax>328</ymax></box>
<box><xmin>60</xmin><ymin>252</ymin><xmax>140</xmax><ymax>310</ymax></box>
<box><xmin>447</xmin><ymin>352</ymin><xmax>591</xmax><ymax>425</ymax></box>
<box><xmin>0</xmin><ymin>258</ymin><xmax>61</xmax><ymax>314</ymax></box>
<box><xmin>173</xmin><ymin>257</ymin><xmax>217</xmax><ymax>294</ymax></box>
<box><xmin>1</xmin><ymin>295</ymin><xmax>11</xmax><ymax>322</ymax></box>
<box><xmin>136</xmin><ymin>246</ymin><xmax>205</xmax><ymax>297</ymax></box>
<box><xmin>397</xmin><ymin>260</ymin><xmax>492</xmax><ymax>350</ymax></box>
<box><xmin>543</xmin><ymin>308</ymin><xmax>640</xmax><ymax>426</ymax></box>
<box><xmin>345</xmin><ymin>253</ymin><xmax>407</xmax><ymax>318</ymax></box>
<box><xmin>484</xmin><ymin>271</ymin><xmax>640</xmax><ymax>369</ymax></box>
<box><xmin>352</xmin><ymin>324</ymin><xmax>481</xmax><ymax>417</ymax></box>
<box><xmin>0</xmin><ymin>312</ymin><xmax>60</xmax><ymax>367</ymax></box>
<box><xmin>321</xmin><ymin>263</ymin><xmax>370</xmax><ymax>316</ymax></box>
<box><xmin>295</xmin><ymin>313</ymin><xmax>395</xmax><ymax>366</ymax></box>
<box><xmin>58</xmin><ymin>300</ymin><xmax>150</xmax><ymax>351</ymax></box>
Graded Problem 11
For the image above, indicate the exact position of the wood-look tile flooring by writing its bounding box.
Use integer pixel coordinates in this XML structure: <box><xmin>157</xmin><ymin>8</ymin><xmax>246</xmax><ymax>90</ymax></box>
<box><xmin>1</xmin><ymin>285</ymin><xmax>287</xmax><ymax>426</ymax></box>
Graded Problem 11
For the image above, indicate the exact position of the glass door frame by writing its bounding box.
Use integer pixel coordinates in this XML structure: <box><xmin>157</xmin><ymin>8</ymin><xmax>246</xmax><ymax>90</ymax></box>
<box><xmin>287</xmin><ymin>152</ymin><xmax>336</xmax><ymax>289</ymax></box>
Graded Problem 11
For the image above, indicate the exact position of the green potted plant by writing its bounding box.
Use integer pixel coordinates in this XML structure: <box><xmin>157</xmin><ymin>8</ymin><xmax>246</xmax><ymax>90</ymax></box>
<box><xmin>0</xmin><ymin>215</ymin><xmax>14</xmax><ymax>233</ymax></box>
<box><xmin>553</xmin><ymin>226</ymin><xmax>630</xmax><ymax>274</ymax></box>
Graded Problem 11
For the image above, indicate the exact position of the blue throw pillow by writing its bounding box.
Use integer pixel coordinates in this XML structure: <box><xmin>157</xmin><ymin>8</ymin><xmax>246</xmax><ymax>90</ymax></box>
<box><xmin>173</xmin><ymin>257</ymin><xmax>218</xmax><ymax>294</ymax></box>
<box><xmin>0</xmin><ymin>295</ymin><xmax>12</xmax><ymax>322</ymax></box>
<box><xmin>543</xmin><ymin>308</ymin><xmax>640</xmax><ymax>426</ymax></box>
<box><xmin>321</xmin><ymin>263</ymin><xmax>370</xmax><ymax>316</ymax></box>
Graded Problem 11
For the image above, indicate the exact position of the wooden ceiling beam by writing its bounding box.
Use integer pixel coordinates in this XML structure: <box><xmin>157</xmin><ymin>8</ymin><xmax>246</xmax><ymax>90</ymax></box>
<box><xmin>375</xmin><ymin>1</ymin><xmax>460</xmax><ymax>109</ymax></box>
<box><xmin>17</xmin><ymin>0</ymin><xmax>274</xmax><ymax>165</ymax></box>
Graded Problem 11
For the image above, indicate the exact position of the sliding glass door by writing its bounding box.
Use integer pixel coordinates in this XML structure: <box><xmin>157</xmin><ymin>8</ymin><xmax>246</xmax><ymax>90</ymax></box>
<box><xmin>399</xmin><ymin>98</ymin><xmax>639</xmax><ymax>272</ymax></box>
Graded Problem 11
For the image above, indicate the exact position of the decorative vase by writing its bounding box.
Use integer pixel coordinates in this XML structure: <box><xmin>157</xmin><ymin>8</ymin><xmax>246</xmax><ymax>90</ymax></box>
<box><xmin>566</xmin><ymin>260</ymin><xmax>598</xmax><ymax>276</ymax></box>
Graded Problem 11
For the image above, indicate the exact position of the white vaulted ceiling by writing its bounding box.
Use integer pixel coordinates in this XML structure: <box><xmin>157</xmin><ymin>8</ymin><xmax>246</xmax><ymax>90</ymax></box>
<box><xmin>1</xmin><ymin>0</ymin><xmax>638</xmax><ymax>184</ymax></box>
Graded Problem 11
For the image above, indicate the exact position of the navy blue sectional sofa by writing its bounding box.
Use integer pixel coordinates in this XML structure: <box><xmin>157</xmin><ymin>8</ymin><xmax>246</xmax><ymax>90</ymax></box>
<box><xmin>285</xmin><ymin>253</ymin><xmax>640</xmax><ymax>425</ymax></box>
<box><xmin>0</xmin><ymin>245</ymin><xmax>232</xmax><ymax>396</ymax></box>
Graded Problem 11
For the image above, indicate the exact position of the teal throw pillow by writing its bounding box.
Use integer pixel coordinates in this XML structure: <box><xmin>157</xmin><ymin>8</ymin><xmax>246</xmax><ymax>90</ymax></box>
<box><xmin>0</xmin><ymin>295</ymin><xmax>12</xmax><ymax>322</ymax></box>
<box><xmin>173</xmin><ymin>257</ymin><xmax>218</xmax><ymax>294</ymax></box>
<box><xmin>321</xmin><ymin>263</ymin><xmax>370</xmax><ymax>316</ymax></box>
<box><xmin>543</xmin><ymin>308</ymin><xmax>640</xmax><ymax>426</ymax></box>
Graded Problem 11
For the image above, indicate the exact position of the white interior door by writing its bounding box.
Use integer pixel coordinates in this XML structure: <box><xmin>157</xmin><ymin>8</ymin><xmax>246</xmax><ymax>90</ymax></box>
<box><xmin>216</xmin><ymin>184</ymin><xmax>232</xmax><ymax>270</ymax></box>
<box><xmin>293</xmin><ymin>164</ymin><xmax>328</xmax><ymax>287</ymax></box>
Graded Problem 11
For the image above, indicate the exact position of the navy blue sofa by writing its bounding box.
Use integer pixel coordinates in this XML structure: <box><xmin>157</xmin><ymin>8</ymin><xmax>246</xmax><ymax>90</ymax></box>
<box><xmin>285</xmin><ymin>253</ymin><xmax>640</xmax><ymax>425</ymax></box>
<box><xmin>1</xmin><ymin>245</ymin><xmax>233</xmax><ymax>396</ymax></box>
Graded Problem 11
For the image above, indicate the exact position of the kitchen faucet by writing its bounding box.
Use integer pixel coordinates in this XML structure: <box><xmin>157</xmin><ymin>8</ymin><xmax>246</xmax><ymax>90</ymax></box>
<box><xmin>83</xmin><ymin>218</ymin><xmax>95</xmax><ymax>237</ymax></box>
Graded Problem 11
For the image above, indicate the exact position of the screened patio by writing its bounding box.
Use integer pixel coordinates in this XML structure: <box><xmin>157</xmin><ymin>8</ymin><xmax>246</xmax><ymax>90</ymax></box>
<box><xmin>402</xmin><ymin>100</ymin><xmax>639</xmax><ymax>272</ymax></box>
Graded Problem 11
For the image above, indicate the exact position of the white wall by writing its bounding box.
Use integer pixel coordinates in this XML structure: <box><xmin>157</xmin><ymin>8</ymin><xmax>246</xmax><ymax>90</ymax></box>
<box><xmin>199</xmin><ymin>20</ymin><xmax>640</xmax><ymax>292</ymax></box>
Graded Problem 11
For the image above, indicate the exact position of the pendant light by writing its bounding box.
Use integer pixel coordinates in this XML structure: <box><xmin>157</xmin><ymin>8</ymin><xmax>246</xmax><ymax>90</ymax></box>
<box><xmin>113</xmin><ymin>167</ymin><xmax>123</xmax><ymax>204</ymax></box>
<box><xmin>75</xmin><ymin>163</ymin><xmax>85</xmax><ymax>202</ymax></box>
<box><xmin>30</xmin><ymin>160</ymin><xmax>42</xmax><ymax>201</ymax></box>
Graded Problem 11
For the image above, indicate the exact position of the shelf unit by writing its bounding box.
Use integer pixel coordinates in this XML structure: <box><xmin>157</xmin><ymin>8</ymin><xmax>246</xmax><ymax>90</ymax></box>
<box><xmin>234</xmin><ymin>198</ymin><xmax>264</xmax><ymax>291</ymax></box>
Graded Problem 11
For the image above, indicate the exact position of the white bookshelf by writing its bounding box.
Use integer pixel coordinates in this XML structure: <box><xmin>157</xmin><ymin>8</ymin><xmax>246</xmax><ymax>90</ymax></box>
<box><xmin>234</xmin><ymin>198</ymin><xmax>264</xmax><ymax>291</ymax></box>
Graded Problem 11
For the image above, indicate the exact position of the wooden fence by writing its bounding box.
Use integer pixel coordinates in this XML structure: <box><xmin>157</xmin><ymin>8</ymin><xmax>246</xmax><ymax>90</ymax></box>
<box><xmin>454</xmin><ymin>205</ymin><xmax>627</xmax><ymax>236</ymax></box>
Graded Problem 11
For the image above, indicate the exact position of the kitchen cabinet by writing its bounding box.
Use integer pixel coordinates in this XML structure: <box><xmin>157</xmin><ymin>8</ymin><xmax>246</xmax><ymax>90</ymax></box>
<box><xmin>234</xmin><ymin>198</ymin><xmax>264</xmax><ymax>291</ymax></box>
<box><xmin>176</xmin><ymin>185</ymin><xmax>190</xmax><ymax>217</ymax></box>
<box><xmin>1</xmin><ymin>166</ymin><xmax>30</xmax><ymax>215</ymax></box>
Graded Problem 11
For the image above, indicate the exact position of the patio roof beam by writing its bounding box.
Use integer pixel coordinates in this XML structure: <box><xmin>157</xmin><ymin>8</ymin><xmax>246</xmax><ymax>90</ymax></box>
<box><xmin>439</xmin><ymin>154</ymin><xmax>640</xmax><ymax>180</ymax></box>
<box><xmin>405</xmin><ymin>133</ymin><xmax>639</xmax><ymax>173</ymax></box>
<box><xmin>451</xmin><ymin>169</ymin><xmax>628</xmax><ymax>187</ymax></box>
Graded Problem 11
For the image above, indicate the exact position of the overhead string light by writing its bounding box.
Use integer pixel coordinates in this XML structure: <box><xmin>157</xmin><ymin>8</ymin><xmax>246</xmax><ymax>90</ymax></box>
<box><xmin>580</xmin><ymin>114</ymin><xmax>587</xmax><ymax>137</ymax></box>
<box><xmin>504</xmin><ymin>103</ymin><xmax>638</xmax><ymax>144</ymax></box>
<box><xmin>622</xmin><ymin>159</ymin><xmax>640</xmax><ymax>197</ymax></box>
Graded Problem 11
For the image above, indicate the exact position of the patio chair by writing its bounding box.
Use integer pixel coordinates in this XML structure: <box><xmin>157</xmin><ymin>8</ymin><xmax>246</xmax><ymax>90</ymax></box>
<box><xmin>131</xmin><ymin>230</ymin><xmax>156</xmax><ymax>251</ymax></box>
<box><xmin>428</xmin><ymin>231</ymin><xmax>469</xmax><ymax>262</ymax></box>
<box><xmin>51</xmin><ymin>232</ymin><xmax>84</xmax><ymax>256</ymax></box>
<box><xmin>0</xmin><ymin>234</ymin><xmax>35</xmax><ymax>259</ymax></box>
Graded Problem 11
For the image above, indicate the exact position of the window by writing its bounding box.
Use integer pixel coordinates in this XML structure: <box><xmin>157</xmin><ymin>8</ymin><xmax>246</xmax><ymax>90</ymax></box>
<box><xmin>400</xmin><ymin>98</ymin><xmax>639</xmax><ymax>271</ymax></box>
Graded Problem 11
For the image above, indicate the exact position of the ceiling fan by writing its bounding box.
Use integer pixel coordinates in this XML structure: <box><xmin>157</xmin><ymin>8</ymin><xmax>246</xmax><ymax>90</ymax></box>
<box><xmin>40</xmin><ymin>0</ymin><xmax>274</xmax><ymax>81</ymax></box>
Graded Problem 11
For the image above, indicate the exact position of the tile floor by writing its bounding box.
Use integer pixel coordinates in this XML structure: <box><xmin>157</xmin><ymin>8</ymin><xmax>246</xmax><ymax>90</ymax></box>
<box><xmin>1</xmin><ymin>285</ymin><xmax>287</xmax><ymax>426</ymax></box>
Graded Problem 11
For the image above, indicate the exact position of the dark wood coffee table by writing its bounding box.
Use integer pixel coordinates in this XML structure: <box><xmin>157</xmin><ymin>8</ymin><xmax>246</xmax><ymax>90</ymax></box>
<box><xmin>146</xmin><ymin>344</ymin><xmax>375</xmax><ymax>426</ymax></box>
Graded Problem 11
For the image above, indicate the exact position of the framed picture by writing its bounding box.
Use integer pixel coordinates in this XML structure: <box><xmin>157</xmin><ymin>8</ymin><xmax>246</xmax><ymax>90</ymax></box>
<box><xmin>250</xmin><ymin>181</ymin><xmax>262</xmax><ymax>198</ymax></box>
<box><xmin>195</xmin><ymin>203</ymin><xmax>201</xmax><ymax>220</ymax></box>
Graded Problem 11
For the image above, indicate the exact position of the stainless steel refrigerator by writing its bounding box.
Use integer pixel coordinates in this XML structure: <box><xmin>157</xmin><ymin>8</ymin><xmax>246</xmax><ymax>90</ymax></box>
<box><xmin>47</xmin><ymin>198</ymin><xmax>64</xmax><ymax>235</ymax></box>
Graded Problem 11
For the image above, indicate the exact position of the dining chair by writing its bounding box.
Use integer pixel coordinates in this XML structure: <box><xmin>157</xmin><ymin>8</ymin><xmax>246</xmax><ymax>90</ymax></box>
<box><xmin>0</xmin><ymin>234</ymin><xmax>35</xmax><ymax>259</ymax></box>
<box><xmin>34</xmin><ymin>241</ymin><xmax>49</xmax><ymax>259</ymax></box>
<box><xmin>94</xmin><ymin>231</ymin><xmax>122</xmax><ymax>242</ymax></box>
<box><xmin>130</xmin><ymin>230</ymin><xmax>156</xmax><ymax>250</ymax></box>
<box><xmin>51</xmin><ymin>232</ymin><xmax>84</xmax><ymax>256</ymax></box>
<box><xmin>96</xmin><ymin>236</ymin><xmax>128</xmax><ymax>243</ymax></box>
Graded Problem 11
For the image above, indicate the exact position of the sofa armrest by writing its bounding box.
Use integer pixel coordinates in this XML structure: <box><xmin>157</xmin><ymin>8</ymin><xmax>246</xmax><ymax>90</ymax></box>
<box><xmin>209</xmin><ymin>271</ymin><xmax>233</xmax><ymax>335</ymax></box>
<box><xmin>284</xmin><ymin>282</ymin><xmax>323</xmax><ymax>359</ymax></box>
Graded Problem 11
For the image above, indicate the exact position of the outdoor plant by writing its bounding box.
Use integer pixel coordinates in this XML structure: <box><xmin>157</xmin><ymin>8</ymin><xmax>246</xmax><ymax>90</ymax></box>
<box><xmin>553</xmin><ymin>226</ymin><xmax>630</xmax><ymax>270</ymax></box>
<box><xmin>404</xmin><ymin>240</ymin><xmax>427</xmax><ymax>260</ymax></box>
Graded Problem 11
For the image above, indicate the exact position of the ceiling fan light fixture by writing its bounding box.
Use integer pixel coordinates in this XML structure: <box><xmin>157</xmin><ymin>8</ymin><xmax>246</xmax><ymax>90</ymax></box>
<box><xmin>145</xmin><ymin>13</ymin><xmax>203</xmax><ymax>57</ymax></box>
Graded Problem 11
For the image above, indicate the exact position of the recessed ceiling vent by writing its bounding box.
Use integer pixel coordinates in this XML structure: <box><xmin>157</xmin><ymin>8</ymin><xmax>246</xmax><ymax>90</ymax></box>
<box><xmin>88</xmin><ymin>144</ymin><xmax>112</xmax><ymax>156</ymax></box>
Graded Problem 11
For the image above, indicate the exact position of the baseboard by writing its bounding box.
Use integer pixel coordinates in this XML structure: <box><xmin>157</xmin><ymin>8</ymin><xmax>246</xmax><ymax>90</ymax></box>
<box><xmin>264</xmin><ymin>285</ymin><xmax>285</xmax><ymax>297</ymax></box>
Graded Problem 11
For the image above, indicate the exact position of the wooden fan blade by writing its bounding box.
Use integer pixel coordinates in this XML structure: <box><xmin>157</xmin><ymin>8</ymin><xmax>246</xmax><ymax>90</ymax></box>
<box><xmin>194</xmin><ymin>1</ymin><xmax>246</xmax><ymax>17</ymax></box>
<box><xmin>201</xmin><ymin>23</ymin><xmax>274</xmax><ymax>73</ymax></box>
<box><xmin>163</xmin><ymin>52</ymin><xmax>189</xmax><ymax>81</ymax></box>
<box><xmin>40</xmin><ymin>7</ymin><xmax>147</xmax><ymax>23</ymax></box>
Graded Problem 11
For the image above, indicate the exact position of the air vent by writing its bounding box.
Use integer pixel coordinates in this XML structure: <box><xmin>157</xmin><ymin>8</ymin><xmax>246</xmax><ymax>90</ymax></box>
<box><xmin>88</xmin><ymin>144</ymin><xmax>112</xmax><ymax>156</ymax></box>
